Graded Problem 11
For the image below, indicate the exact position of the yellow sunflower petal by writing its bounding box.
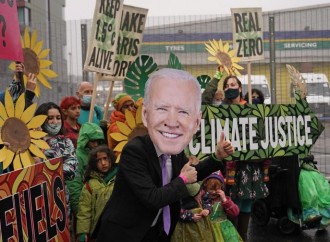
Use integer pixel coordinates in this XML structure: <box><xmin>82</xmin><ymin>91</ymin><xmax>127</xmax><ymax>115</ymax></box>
<box><xmin>110</xmin><ymin>133</ymin><xmax>128</xmax><ymax>142</ymax></box>
<box><xmin>0</xmin><ymin>102</ymin><xmax>8</xmax><ymax>120</ymax></box>
<box><xmin>30</xmin><ymin>139</ymin><xmax>50</xmax><ymax>150</ymax></box>
<box><xmin>14</xmin><ymin>93</ymin><xmax>25</xmax><ymax>118</ymax></box>
<box><xmin>205</xmin><ymin>46</ymin><xmax>216</xmax><ymax>56</ymax></box>
<box><xmin>33</xmin><ymin>40</ymin><xmax>44</xmax><ymax>56</ymax></box>
<box><xmin>136</xmin><ymin>106</ymin><xmax>142</xmax><ymax>124</ymax></box>
<box><xmin>39</xmin><ymin>60</ymin><xmax>53</xmax><ymax>69</ymax></box>
<box><xmin>20</xmin><ymin>151</ymin><xmax>34</xmax><ymax>168</ymax></box>
<box><xmin>37</xmin><ymin>73</ymin><xmax>52</xmax><ymax>89</ymax></box>
<box><xmin>24</xmin><ymin>28</ymin><xmax>31</xmax><ymax>48</ymax></box>
<box><xmin>21</xmin><ymin>103</ymin><xmax>37</xmax><ymax>124</ymax></box>
<box><xmin>231</xmin><ymin>57</ymin><xmax>241</xmax><ymax>62</ymax></box>
<box><xmin>232</xmin><ymin>63</ymin><xmax>244</xmax><ymax>70</ymax></box>
<box><xmin>40</xmin><ymin>68</ymin><xmax>57</xmax><ymax>79</ymax></box>
<box><xmin>31</xmin><ymin>30</ymin><xmax>38</xmax><ymax>49</ymax></box>
<box><xmin>0</xmin><ymin>147</ymin><xmax>7</xmax><ymax>162</ymax></box>
<box><xmin>125</xmin><ymin>110</ymin><xmax>136</xmax><ymax>130</ymax></box>
<box><xmin>115</xmin><ymin>153</ymin><xmax>121</xmax><ymax>163</ymax></box>
<box><xmin>224</xmin><ymin>66</ymin><xmax>230</xmax><ymax>75</ymax></box>
<box><xmin>29</xmin><ymin>143</ymin><xmax>47</xmax><ymax>159</ymax></box>
<box><xmin>29</xmin><ymin>130</ymin><xmax>48</xmax><ymax>139</ymax></box>
<box><xmin>223</xmin><ymin>42</ymin><xmax>230</xmax><ymax>53</ymax></box>
<box><xmin>26</xmin><ymin>115</ymin><xmax>47</xmax><ymax>129</ymax></box>
<box><xmin>9</xmin><ymin>62</ymin><xmax>15</xmax><ymax>71</ymax></box>
<box><xmin>20</xmin><ymin>36</ymin><xmax>24</xmax><ymax>48</ymax></box>
<box><xmin>3</xmin><ymin>149</ymin><xmax>14</xmax><ymax>170</ymax></box>
<box><xmin>34</xmin><ymin>82</ymin><xmax>41</xmax><ymax>97</ymax></box>
<box><xmin>13</xmin><ymin>155</ymin><xmax>22</xmax><ymax>170</ymax></box>
<box><xmin>114</xmin><ymin>141</ymin><xmax>128</xmax><ymax>152</ymax></box>
<box><xmin>38</xmin><ymin>48</ymin><xmax>50</xmax><ymax>59</ymax></box>
<box><xmin>116</xmin><ymin>122</ymin><xmax>132</xmax><ymax>136</ymax></box>
<box><xmin>4</xmin><ymin>90</ymin><xmax>14</xmax><ymax>117</ymax></box>
<box><xmin>0</xmin><ymin>118</ymin><xmax>4</xmax><ymax>127</ymax></box>
<box><xmin>219</xmin><ymin>40</ymin><xmax>224</xmax><ymax>52</ymax></box>
<box><xmin>209</xmin><ymin>40</ymin><xmax>219</xmax><ymax>52</ymax></box>
<box><xmin>208</xmin><ymin>56</ymin><xmax>217</xmax><ymax>62</ymax></box>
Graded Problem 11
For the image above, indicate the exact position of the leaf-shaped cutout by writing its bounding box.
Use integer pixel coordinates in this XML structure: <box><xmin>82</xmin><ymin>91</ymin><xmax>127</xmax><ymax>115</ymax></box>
<box><xmin>197</xmin><ymin>75</ymin><xmax>211</xmax><ymax>90</ymax></box>
<box><xmin>37</xmin><ymin>73</ymin><xmax>52</xmax><ymax>89</ymax></box>
<box><xmin>20</xmin><ymin>151</ymin><xmax>34</xmax><ymax>168</ymax></box>
<box><xmin>24</xmin><ymin>28</ymin><xmax>31</xmax><ymax>48</ymax></box>
<box><xmin>0</xmin><ymin>147</ymin><xmax>7</xmax><ymax>162</ymax></box>
<box><xmin>27</xmin><ymin>115</ymin><xmax>47</xmax><ymax>129</ymax></box>
<box><xmin>38</xmin><ymin>48</ymin><xmax>50</xmax><ymax>59</ymax></box>
<box><xmin>124</xmin><ymin>55</ymin><xmax>158</xmax><ymax>100</ymax></box>
<box><xmin>3</xmin><ymin>149</ymin><xmax>14</xmax><ymax>170</ymax></box>
<box><xmin>31</xmin><ymin>31</ymin><xmax>38</xmax><ymax>49</ymax></box>
<box><xmin>40</xmin><ymin>68</ymin><xmax>57</xmax><ymax>78</ymax></box>
<box><xmin>167</xmin><ymin>52</ymin><xmax>184</xmax><ymax>70</ymax></box>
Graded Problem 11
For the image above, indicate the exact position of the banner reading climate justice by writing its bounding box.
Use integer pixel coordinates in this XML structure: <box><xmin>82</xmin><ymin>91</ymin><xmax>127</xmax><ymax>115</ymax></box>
<box><xmin>0</xmin><ymin>158</ymin><xmax>69</xmax><ymax>241</ymax></box>
<box><xmin>189</xmin><ymin>93</ymin><xmax>324</xmax><ymax>161</ymax></box>
<box><xmin>231</xmin><ymin>8</ymin><xmax>264</xmax><ymax>62</ymax></box>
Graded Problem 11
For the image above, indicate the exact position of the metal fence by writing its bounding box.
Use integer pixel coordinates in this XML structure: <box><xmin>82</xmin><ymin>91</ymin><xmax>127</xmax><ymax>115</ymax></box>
<box><xmin>0</xmin><ymin>4</ymin><xmax>329</xmax><ymax>175</ymax></box>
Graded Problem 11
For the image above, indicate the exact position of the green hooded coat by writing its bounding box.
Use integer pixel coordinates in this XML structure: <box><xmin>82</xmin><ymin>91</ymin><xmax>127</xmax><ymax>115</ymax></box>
<box><xmin>66</xmin><ymin>122</ymin><xmax>105</xmax><ymax>214</ymax></box>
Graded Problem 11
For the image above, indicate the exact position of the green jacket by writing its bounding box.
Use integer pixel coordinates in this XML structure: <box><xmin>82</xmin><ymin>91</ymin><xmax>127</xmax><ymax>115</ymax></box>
<box><xmin>76</xmin><ymin>168</ymin><xmax>117</xmax><ymax>236</ymax></box>
<box><xmin>201</xmin><ymin>70</ymin><xmax>224</xmax><ymax>105</ymax></box>
<box><xmin>66</xmin><ymin>122</ymin><xmax>105</xmax><ymax>214</ymax></box>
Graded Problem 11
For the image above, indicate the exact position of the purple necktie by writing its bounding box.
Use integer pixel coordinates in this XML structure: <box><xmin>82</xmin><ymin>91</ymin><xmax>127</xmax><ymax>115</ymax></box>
<box><xmin>161</xmin><ymin>154</ymin><xmax>171</xmax><ymax>235</ymax></box>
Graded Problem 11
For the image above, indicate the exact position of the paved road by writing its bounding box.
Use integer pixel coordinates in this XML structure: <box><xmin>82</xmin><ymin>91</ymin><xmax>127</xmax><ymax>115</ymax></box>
<box><xmin>248</xmin><ymin>218</ymin><xmax>330</xmax><ymax>242</ymax></box>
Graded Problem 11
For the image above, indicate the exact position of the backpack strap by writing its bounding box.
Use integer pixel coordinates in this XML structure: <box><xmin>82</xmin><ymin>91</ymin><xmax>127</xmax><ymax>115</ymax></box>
<box><xmin>85</xmin><ymin>181</ymin><xmax>92</xmax><ymax>194</ymax></box>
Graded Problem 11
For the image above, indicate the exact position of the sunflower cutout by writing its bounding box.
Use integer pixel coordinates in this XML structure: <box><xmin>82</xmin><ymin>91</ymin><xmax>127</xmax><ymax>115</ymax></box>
<box><xmin>205</xmin><ymin>39</ymin><xmax>244</xmax><ymax>76</ymax></box>
<box><xmin>0</xmin><ymin>90</ymin><xmax>50</xmax><ymax>170</ymax></box>
<box><xmin>110</xmin><ymin>105</ymin><xmax>148</xmax><ymax>163</ymax></box>
<box><xmin>9</xmin><ymin>27</ymin><xmax>57</xmax><ymax>97</ymax></box>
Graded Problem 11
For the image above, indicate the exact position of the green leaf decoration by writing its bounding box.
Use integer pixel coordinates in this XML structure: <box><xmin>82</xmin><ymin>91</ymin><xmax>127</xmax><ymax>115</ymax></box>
<box><xmin>124</xmin><ymin>55</ymin><xmax>158</xmax><ymax>100</ymax></box>
<box><xmin>167</xmin><ymin>52</ymin><xmax>184</xmax><ymax>70</ymax></box>
<box><xmin>197</xmin><ymin>75</ymin><xmax>211</xmax><ymax>90</ymax></box>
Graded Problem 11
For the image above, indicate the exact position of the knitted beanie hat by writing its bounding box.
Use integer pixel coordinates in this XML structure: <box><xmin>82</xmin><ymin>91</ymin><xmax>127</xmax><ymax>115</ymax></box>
<box><xmin>112</xmin><ymin>93</ymin><xmax>133</xmax><ymax>111</ymax></box>
<box><xmin>203</xmin><ymin>170</ymin><xmax>225</xmax><ymax>185</ymax></box>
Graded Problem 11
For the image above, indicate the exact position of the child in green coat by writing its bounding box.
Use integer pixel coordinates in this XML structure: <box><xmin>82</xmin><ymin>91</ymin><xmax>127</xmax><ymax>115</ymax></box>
<box><xmin>76</xmin><ymin>145</ymin><xmax>117</xmax><ymax>241</ymax></box>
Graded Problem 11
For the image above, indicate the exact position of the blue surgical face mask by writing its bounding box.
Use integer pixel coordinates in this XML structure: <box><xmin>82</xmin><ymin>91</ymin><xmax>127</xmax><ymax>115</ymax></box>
<box><xmin>44</xmin><ymin>123</ymin><xmax>62</xmax><ymax>136</ymax></box>
<box><xmin>82</xmin><ymin>95</ymin><xmax>92</xmax><ymax>105</ymax></box>
<box><xmin>224</xmin><ymin>88</ymin><xmax>240</xmax><ymax>99</ymax></box>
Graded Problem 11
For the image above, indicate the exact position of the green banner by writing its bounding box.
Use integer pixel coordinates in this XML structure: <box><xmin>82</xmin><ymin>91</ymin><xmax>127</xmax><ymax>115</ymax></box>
<box><xmin>189</xmin><ymin>92</ymin><xmax>325</xmax><ymax>161</ymax></box>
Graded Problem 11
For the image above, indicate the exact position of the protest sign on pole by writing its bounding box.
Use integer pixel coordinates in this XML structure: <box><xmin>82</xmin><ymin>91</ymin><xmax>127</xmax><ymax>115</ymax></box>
<box><xmin>84</xmin><ymin>0</ymin><xmax>124</xmax><ymax>74</ymax></box>
<box><xmin>0</xmin><ymin>0</ymin><xmax>24</xmax><ymax>61</ymax></box>
<box><xmin>0</xmin><ymin>158</ymin><xmax>69</xmax><ymax>241</ymax></box>
<box><xmin>231</xmin><ymin>8</ymin><xmax>264</xmax><ymax>62</ymax></box>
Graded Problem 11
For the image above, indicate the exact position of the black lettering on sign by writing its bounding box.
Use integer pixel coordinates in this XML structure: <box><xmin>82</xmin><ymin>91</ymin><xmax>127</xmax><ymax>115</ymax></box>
<box><xmin>0</xmin><ymin>196</ymin><xmax>14</xmax><ymax>241</ymax></box>
<box><xmin>234</xmin><ymin>12</ymin><xmax>261</xmax><ymax>33</ymax></box>
<box><xmin>236</xmin><ymin>37</ymin><xmax>263</xmax><ymax>57</ymax></box>
<box><xmin>53</xmin><ymin>176</ymin><xmax>66</xmax><ymax>232</ymax></box>
<box><xmin>99</xmin><ymin>0</ymin><xmax>121</xmax><ymax>19</ymax></box>
<box><xmin>120</xmin><ymin>12</ymin><xmax>146</xmax><ymax>33</ymax></box>
<box><xmin>88</xmin><ymin>47</ymin><xmax>114</xmax><ymax>70</ymax></box>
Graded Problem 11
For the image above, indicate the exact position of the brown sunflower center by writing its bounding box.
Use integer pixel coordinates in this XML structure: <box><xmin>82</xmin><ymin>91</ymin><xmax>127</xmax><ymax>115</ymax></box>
<box><xmin>1</xmin><ymin>117</ymin><xmax>31</xmax><ymax>153</ymax></box>
<box><xmin>216</xmin><ymin>51</ymin><xmax>232</xmax><ymax>69</ymax></box>
<box><xmin>23</xmin><ymin>48</ymin><xmax>40</xmax><ymax>74</ymax></box>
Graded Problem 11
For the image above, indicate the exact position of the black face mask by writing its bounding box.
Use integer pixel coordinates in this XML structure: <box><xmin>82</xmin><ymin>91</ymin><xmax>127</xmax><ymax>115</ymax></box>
<box><xmin>252</xmin><ymin>98</ymin><xmax>262</xmax><ymax>104</ymax></box>
<box><xmin>225</xmin><ymin>88</ymin><xmax>240</xmax><ymax>99</ymax></box>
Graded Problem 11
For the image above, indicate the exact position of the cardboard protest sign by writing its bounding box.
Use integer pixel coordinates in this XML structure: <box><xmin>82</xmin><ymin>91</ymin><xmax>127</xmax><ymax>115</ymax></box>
<box><xmin>110</xmin><ymin>5</ymin><xmax>148</xmax><ymax>80</ymax></box>
<box><xmin>0</xmin><ymin>158</ymin><xmax>69</xmax><ymax>241</ymax></box>
<box><xmin>84</xmin><ymin>0</ymin><xmax>124</xmax><ymax>74</ymax></box>
<box><xmin>190</xmin><ymin>92</ymin><xmax>324</xmax><ymax>161</ymax></box>
<box><xmin>0</xmin><ymin>0</ymin><xmax>24</xmax><ymax>61</ymax></box>
<box><xmin>231</xmin><ymin>8</ymin><xmax>264</xmax><ymax>62</ymax></box>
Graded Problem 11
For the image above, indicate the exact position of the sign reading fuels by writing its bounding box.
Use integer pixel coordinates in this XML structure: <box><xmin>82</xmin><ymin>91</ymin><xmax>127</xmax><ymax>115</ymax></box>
<box><xmin>231</xmin><ymin>8</ymin><xmax>264</xmax><ymax>62</ymax></box>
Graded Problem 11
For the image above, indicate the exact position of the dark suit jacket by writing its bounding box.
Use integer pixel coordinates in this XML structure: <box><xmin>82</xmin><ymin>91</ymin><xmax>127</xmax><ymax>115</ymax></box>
<box><xmin>97</xmin><ymin>135</ymin><xmax>224</xmax><ymax>242</ymax></box>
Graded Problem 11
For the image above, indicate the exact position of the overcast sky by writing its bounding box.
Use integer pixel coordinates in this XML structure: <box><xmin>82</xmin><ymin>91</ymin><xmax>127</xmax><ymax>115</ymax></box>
<box><xmin>65</xmin><ymin>0</ymin><xmax>330</xmax><ymax>20</ymax></box>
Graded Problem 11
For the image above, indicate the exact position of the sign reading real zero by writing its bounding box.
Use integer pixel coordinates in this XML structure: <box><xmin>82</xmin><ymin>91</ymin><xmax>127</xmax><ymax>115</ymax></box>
<box><xmin>231</xmin><ymin>8</ymin><xmax>264</xmax><ymax>62</ymax></box>
<box><xmin>84</xmin><ymin>0</ymin><xmax>124</xmax><ymax>74</ymax></box>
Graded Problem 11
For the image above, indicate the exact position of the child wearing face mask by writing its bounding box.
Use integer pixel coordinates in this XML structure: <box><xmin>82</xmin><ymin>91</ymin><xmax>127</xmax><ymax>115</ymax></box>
<box><xmin>35</xmin><ymin>102</ymin><xmax>78</xmax><ymax>239</ymax></box>
<box><xmin>76</xmin><ymin>145</ymin><xmax>118</xmax><ymax>242</ymax></box>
